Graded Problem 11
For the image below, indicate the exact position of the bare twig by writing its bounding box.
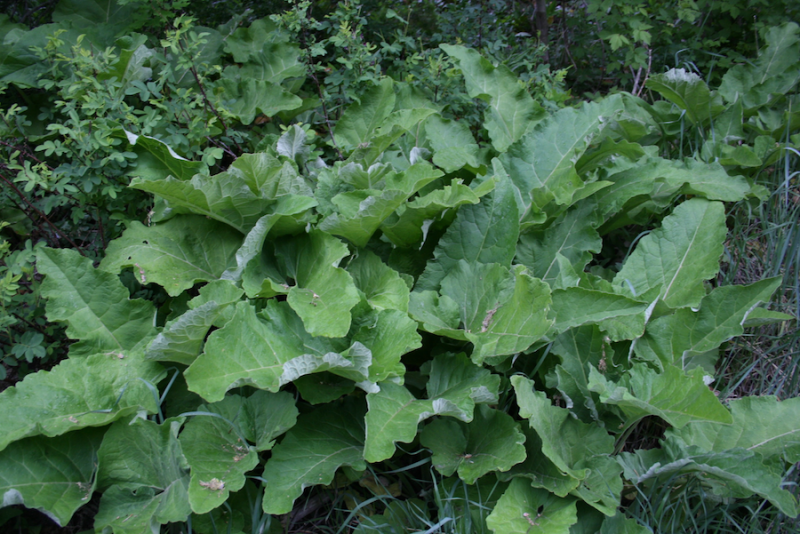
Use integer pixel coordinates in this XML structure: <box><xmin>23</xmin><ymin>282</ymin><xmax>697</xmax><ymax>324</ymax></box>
<box><xmin>0</xmin><ymin>169</ymin><xmax>85</xmax><ymax>254</ymax></box>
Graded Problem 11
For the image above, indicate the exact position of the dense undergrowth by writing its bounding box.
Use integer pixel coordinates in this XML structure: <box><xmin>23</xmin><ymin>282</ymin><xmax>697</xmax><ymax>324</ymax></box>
<box><xmin>0</xmin><ymin>1</ymin><xmax>799</xmax><ymax>533</ymax></box>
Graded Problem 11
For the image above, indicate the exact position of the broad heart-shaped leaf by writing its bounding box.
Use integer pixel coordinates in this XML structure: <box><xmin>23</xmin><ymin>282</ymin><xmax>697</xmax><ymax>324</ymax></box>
<box><xmin>719</xmin><ymin>23</ymin><xmax>800</xmax><ymax>110</ymax></box>
<box><xmin>668</xmin><ymin>396</ymin><xmax>800</xmax><ymax>463</ymax></box>
<box><xmin>124</xmin><ymin>130</ymin><xmax>202</xmax><ymax>182</ymax></box>
<box><xmin>412</xmin><ymin>262</ymin><xmax>552</xmax><ymax>364</ymax></box>
<box><xmin>183</xmin><ymin>302</ymin><xmax>295</xmax><ymax>402</ymax></box>
<box><xmin>497</xmin><ymin>425</ymin><xmax>581</xmax><ymax>498</ymax></box>
<box><xmin>37</xmin><ymin>247</ymin><xmax>157</xmax><ymax>357</ymax></box>
<box><xmin>618</xmin><ymin>438</ymin><xmax>799</xmax><ymax>517</ymax></box>
<box><xmin>146</xmin><ymin>281</ymin><xmax>243</xmax><ymax>365</ymax></box>
<box><xmin>634</xmin><ymin>277</ymin><xmax>782</xmax><ymax>369</ymax></box>
<box><xmin>53</xmin><ymin>0</ymin><xmax>140</xmax><ymax>43</ymax></box>
<box><xmin>550</xmin><ymin>287</ymin><xmax>648</xmax><ymax>334</ymax></box>
<box><xmin>96</xmin><ymin>418</ymin><xmax>191</xmax><ymax>532</ymax></box>
<box><xmin>546</xmin><ymin>326</ymin><xmax>613</xmax><ymax>424</ymax></box>
<box><xmin>261</xmin><ymin>397</ymin><xmax>366</xmax><ymax>515</ymax></box>
<box><xmin>416</xmin><ymin>162</ymin><xmax>520</xmax><ymax>291</ymax></box>
<box><xmin>364</xmin><ymin>354</ymin><xmax>500</xmax><ymax>462</ymax></box>
<box><xmin>588</xmin><ymin>364</ymin><xmax>732</xmax><ymax>429</ymax></box>
<box><xmin>319</xmin><ymin>163</ymin><xmax>443</xmax><ymax>247</ymax></box>
<box><xmin>347</xmin><ymin>250</ymin><xmax>410</xmax><ymax>312</ymax></box>
<box><xmin>216</xmin><ymin>78</ymin><xmax>302</xmax><ymax>125</ymax></box>
<box><xmin>349</xmin><ymin>307</ymin><xmax>422</xmax><ymax>383</ymax></box>
<box><xmin>275</xmin><ymin>230</ymin><xmax>360</xmax><ymax>337</ymax></box>
<box><xmin>180</xmin><ymin>391</ymin><xmax>298</xmax><ymax>514</ymax></box>
<box><xmin>425</xmin><ymin>115</ymin><xmax>480</xmax><ymax>172</ymax></box>
<box><xmin>226</xmin><ymin>37</ymin><xmax>305</xmax><ymax>84</ymax></box>
<box><xmin>646</xmin><ymin>69</ymin><xmax>723</xmax><ymax>125</ymax></box>
<box><xmin>613</xmin><ymin>198</ymin><xmax>725</xmax><ymax>309</ymax></box>
<box><xmin>0</xmin><ymin>427</ymin><xmax>104</xmax><ymax>526</ymax></box>
<box><xmin>334</xmin><ymin>77</ymin><xmax>395</xmax><ymax>149</ymax></box>
<box><xmin>441</xmin><ymin>44</ymin><xmax>543</xmax><ymax>152</ymax></box>
<box><xmin>100</xmin><ymin>215</ymin><xmax>242</xmax><ymax>296</ymax></box>
<box><xmin>515</xmin><ymin>202</ymin><xmax>602</xmax><ymax>287</ymax></box>
<box><xmin>131</xmin><ymin>171</ymin><xmax>274</xmax><ymax>234</ymax></box>
<box><xmin>381</xmin><ymin>180</ymin><xmax>485</xmax><ymax>248</ymax></box>
<box><xmin>512</xmin><ymin>376</ymin><xmax>621</xmax><ymax>516</ymax></box>
<box><xmin>420</xmin><ymin>405</ymin><xmax>526</xmax><ymax>484</ymax></box>
<box><xmin>499</xmin><ymin>95</ymin><xmax>624</xmax><ymax>216</ymax></box>
<box><xmin>486</xmin><ymin>479</ymin><xmax>578</xmax><ymax>534</ymax></box>
<box><xmin>364</xmin><ymin>381</ymin><xmax>430</xmax><ymax>463</ymax></box>
<box><xmin>0</xmin><ymin>353</ymin><xmax>164</xmax><ymax>451</ymax></box>
<box><xmin>590</xmin><ymin>155</ymin><xmax>750</xmax><ymax>224</ymax></box>
<box><xmin>224</xmin><ymin>151</ymin><xmax>313</xmax><ymax>199</ymax></box>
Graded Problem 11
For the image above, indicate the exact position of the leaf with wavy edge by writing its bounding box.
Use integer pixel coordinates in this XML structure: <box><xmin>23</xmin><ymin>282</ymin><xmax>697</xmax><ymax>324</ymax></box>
<box><xmin>124</xmin><ymin>129</ymin><xmax>201</xmax><ymax>182</ymax></box>
<box><xmin>416</xmin><ymin>162</ymin><xmax>519</xmax><ymax>291</ymax></box>
<box><xmin>421</xmin><ymin>405</ymin><xmax>526</xmax><ymax>484</ymax></box>
<box><xmin>364</xmin><ymin>354</ymin><xmax>499</xmax><ymax>462</ymax></box>
<box><xmin>669</xmin><ymin>396</ymin><xmax>800</xmax><ymax>463</ymax></box>
<box><xmin>441</xmin><ymin>45</ymin><xmax>543</xmax><ymax>152</ymax></box>
<box><xmin>180</xmin><ymin>391</ymin><xmax>298</xmax><ymax>514</ymax></box>
<box><xmin>0</xmin><ymin>427</ymin><xmax>104</xmax><ymax>526</ymax></box>
<box><xmin>634</xmin><ymin>277</ymin><xmax>781</xmax><ymax>368</ymax></box>
<box><xmin>37</xmin><ymin>247</ymin><xmax>157</xmax><ymax>357</ymax></box>
<box><xmin>613</xmin><ymin>198</ymin><xmax>726</xmax><ymax>309</ymax></box>
<box><xmin>347</xmin><ymin>250</ymin><xmax>410</xmax><ymax>312</ymax></box>
<box><xmin>261</xmin><ymin>398</ymin><xmax>366</xmax><ymax>515</ymax></box>
<box><xmin>101</xmin><ymin>215</ymin><xmax>242</xmax><ymax>296</ymax></box>
<box><xmin>486</xmin><ymin>479</ymin><xmax>578</xmax><ymax>534</ymax></box>
<box><xmin>95</xmin><ymin>418</ymin><xmax>191</xmax><ymax>532</ymax></box>
<box><xmin>619</xmin><ymin>438</ymin><xmax>798</xmax><ymax>517</ymax></box>
<box><xmin>588</xmin><ymin>364</ymin><xmax>732</xmax><ymax>428</ymax></box>
<box><xmin>334</xmin><ymin>78</ymin><xmax>395</xmax><ymax>149</ymax></box>
<box><xmin>0</xmin><ymin>352</ymin><xmax>164</xmax><ymax>452</ymax></box>
<box><xmin>512</xmin><ymin>376</ymin><xmax>621</xmax><ymax>515</ymax></box>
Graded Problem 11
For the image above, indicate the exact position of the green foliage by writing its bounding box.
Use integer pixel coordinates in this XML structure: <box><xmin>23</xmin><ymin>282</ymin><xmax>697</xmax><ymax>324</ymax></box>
<box><xmin>0</xmin><ymin>2</ymin><xmax>798</xmax><ymax>533</ymax></box>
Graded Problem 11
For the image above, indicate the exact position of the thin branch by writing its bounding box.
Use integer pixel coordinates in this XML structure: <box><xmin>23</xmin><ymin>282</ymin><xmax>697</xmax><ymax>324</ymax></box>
<box><xmin>0</xmin><ymin>170</ymin><xmax>86</xmax><ymax>255</ymax></box>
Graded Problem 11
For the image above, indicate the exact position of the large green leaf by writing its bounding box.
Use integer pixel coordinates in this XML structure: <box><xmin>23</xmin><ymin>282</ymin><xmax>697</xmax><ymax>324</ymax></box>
<box><xmin>425</xmin><ymin>115</ymin><xmax>480</xmax><ymax>172</ymax></box>
<box><xmin>53</xmin><ymin>0</ymin><xmax>141</xmax><ymax>44</ymax></box>
<box><xmin>319</xmin><ymin>163</ymin><xmax>442</xmax><ymax>247</ymax></box>
<box><xmin>146</xmin><ymin>281</ymin><xmax>243</xmax><ymax>365</ymax></box>
<box><xmin>350</xmin><ymin>307</ymin><xmax>422</xmax><ymax>383</ymax></box>
<box><xmin>180</xmin><ymin>391</ymin><xmax>298</xmax><ymax>514</ymax></box>
<box><xmin>588</xmin><ymin>364</ymin><xmax>732</xmax><ymax>428</ymax></box>
<box><xmin>95</xmin><ymin>418</ymin><xmax>191</xmax><ymax>533</ymax></box>
<box><xmin>669</xmin><ymin>396</ymin><xmax>800</xmax><ymax>463</ymax></box>
<box><xmin>412</xmin><ymin>262</ymin><xmax>552</xmax><ymax>363</ymax></box>
<box><xmin>416</xmin><ymin>163</ymin><xmax>519</xmax><ymax>291</ymax></box>
<box><xmin>0</xmin><ymin>427</ymin><xmax>104</xmax><ymax>526</ymax></box>
<box><xmin>216</xmin><ymin>79</ymin><xmax>302</xmax><ymax>125</ymax></box>
<box><xmin>364</xmin><ymin>353</ymin><xmax>500</xmax><ymax>462</ymax></box>
<box><xmin>261</xmin><ymin>398</ymin><xmax>366</xmax><ymax>515</ymax></box>
<box><xmin>546</xmin><ymin>326</ymin><xmax>609</xmax><ymax>423</ymax></box>
<box><xmin>184</xmin><ymin>302</ymin><xmax>294</xmax><ymax>402</ymax></box>
<box><xmin>646</xmin><ymin>68</ymin><xmax>723</xmax><ymax>125</ymax></box>
<box><xmin>124</xmin><ymin>130</ymin><xmax>202</xmax><ymax>182</ymax></box>
<box><xmin>101</xmin><ymin>215</ymin><xmax>242</xmax><ymax>296</ymax></box>
<box><xmin>619</xmin><ymin>438</ymin><xmax>798</xmax><ymax>517</ymax></box>
<box><xmin>421</xmin><ymin>405</ymin><xmax>526</xmax><ymax>484</ymax></box>
<box><xmin>441</xmin><ymin>45</ymin><xmax>543</xmax><ymax>152</ymax></box>
<box><xmin>512</xmin><ymin>376</ymin><xmax>621</xmax><ymax>515</ymax></box>
<box><xmin>613</xmin><ymin>198</ymin><xmax>726</xmax><ymax>309</ymax></box>
<box><xmin>131</xmin><ymin>169</ymin><xmax>277</xmax><ymax>234</ymax></box>
<box><xmin>0</xmin><ymin>353</ymin><xmax>164</xmax><ymax>451</ymax></box>
<box><xmin>550</xmin><ymin>287</ymin><xmax>648</xmax><ymax>334</ymax></box>
<box><xmin>334</xmin><ymin>78</ymin><xmax>395</xmax><ymax>149</ymax></box>
<box><xmin>347</xmin><ymin>250</ymin><xmax>410</xmax><ymax>312</ymax></box>
<box><xmin>276</xmin><ymin>230</ymin><xmax>360</xmax><ymax>337</ymax></box>
<box><xmin>515</xmin><ymin>203</ymin><xmax>602</xmax><ymax>287</ymax></box>
<box><xmin>486</xmin><ymin>479</ymin><xmax>578</xmax><ymax>534</ymax></box>
<box><xmin>634</xmin><ymin>277</ymin><xmax>782</xmax><ymax>368</ymax></box>
<box><xmin>380</xmin><ymin>180</ymin><xmax>484</xmax><ymax>248</ymax></box>
<box><xmin>364</xmin><ymin>381</ymin><xmax>429</xmax><ymax>463</ymax></box>
<box><xmin>499</xmin><ymin>95</ymin><xmax>624</xmax><ymax>215</ymax></box>
<box><xmin>719</xmin><ymin>23</ymin><xmax>800</xmax><ymax>110</ymax></box>
<box><xmin>37</xmin><ymin>247</ymin><xmax>157</xmax><ymax>356</ymax></box>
